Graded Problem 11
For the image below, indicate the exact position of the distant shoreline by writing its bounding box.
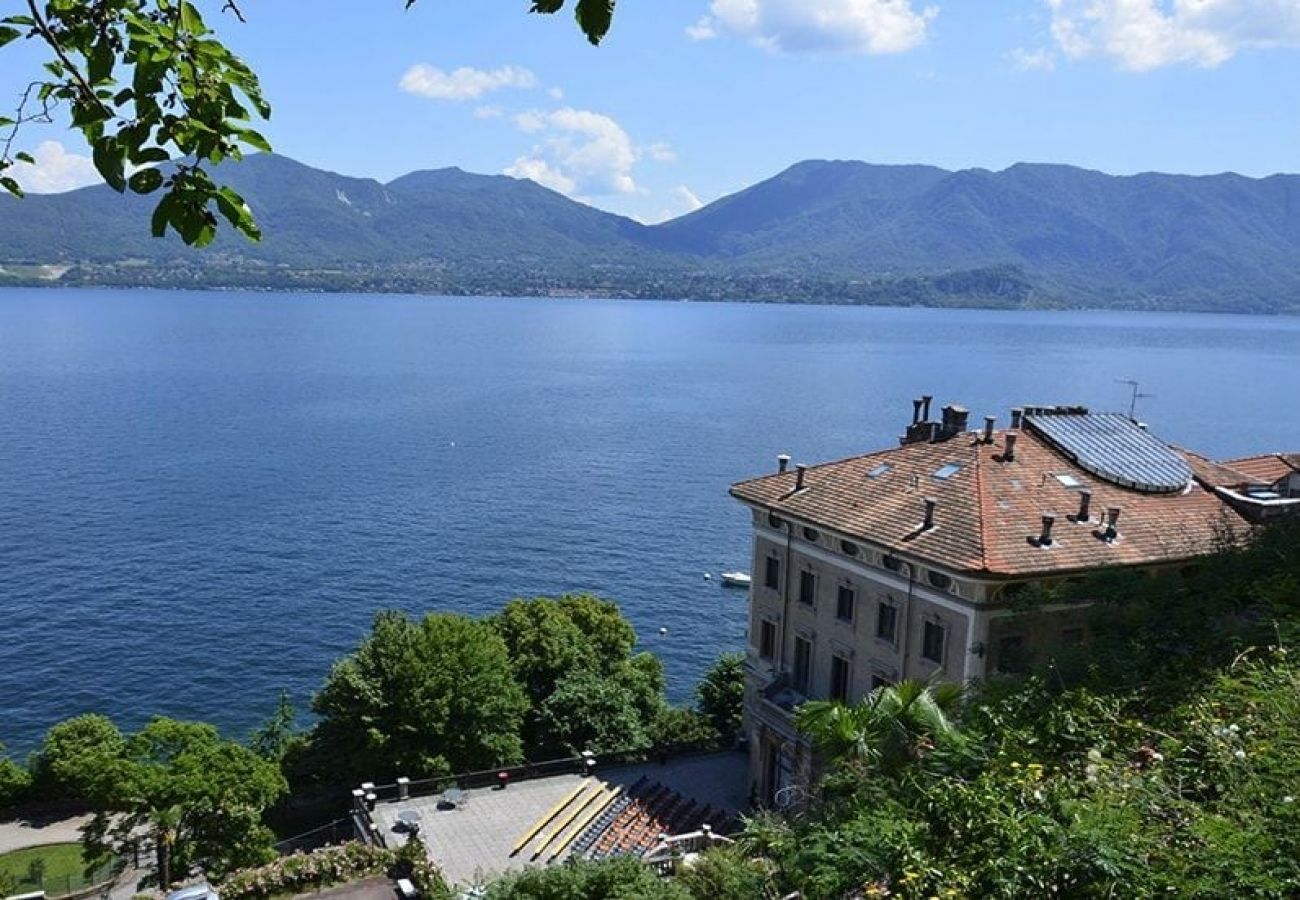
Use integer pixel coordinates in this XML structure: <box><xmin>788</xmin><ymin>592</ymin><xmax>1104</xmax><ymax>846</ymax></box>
<box><xmin>2</xmin><ymin>278</ymin><xmax>1296</xmax><ymax>317</ymax></box>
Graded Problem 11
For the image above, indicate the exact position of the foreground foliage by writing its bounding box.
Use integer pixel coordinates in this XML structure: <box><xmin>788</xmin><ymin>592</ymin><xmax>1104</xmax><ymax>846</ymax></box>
<box><xmin>0</xmin><ymin>1</ymin><xmax>614</xmax><ymax>245</ymax></box>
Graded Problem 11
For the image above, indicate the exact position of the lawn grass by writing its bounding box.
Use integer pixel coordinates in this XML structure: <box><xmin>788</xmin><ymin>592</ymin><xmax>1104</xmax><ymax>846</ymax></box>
<box><xmin>0</xmin><ymin>842</ymin><xmax>112</xmax><ymax>895</ymax></box>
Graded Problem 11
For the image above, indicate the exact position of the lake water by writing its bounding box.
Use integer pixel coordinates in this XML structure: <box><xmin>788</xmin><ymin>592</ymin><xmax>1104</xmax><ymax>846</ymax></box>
<box><xmin>2</xmin><ymin>288</ymin><xmax>1299</xmax><ymax>755</ymax></box>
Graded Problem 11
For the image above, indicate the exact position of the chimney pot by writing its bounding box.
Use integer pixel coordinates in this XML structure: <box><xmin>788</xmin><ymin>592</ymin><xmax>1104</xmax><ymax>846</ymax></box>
<box><xmin>795</xmin><ymin>464</ymin><xmax>807</xmax><ymax>491</ymax></box>
<box><xmin>777</xmin><ymin>454</ymin><xmax>790</xmax><ymax>473</ymax></box>
<box><xmin>1004</xmin><ymin>432</ymin><xmax>1018</xmax><ymax>461</ymax></box>
<box><xmin>912</xmin><ymin>398</ymin><xmax>923</xmax><ymax>425</ymax></box>
<box><xmin>1102</xmin><ymin>506</ymin><xmax>1121</xmax><ymax>541</ymax></box>
<box><xmin>984</xmin><ymin>415</ymin><xmax>996</xmax><ymax>444</ymax></box>
<box><xmin>1039</xmin><ymin>514</ymin><xmax>1056</xmax><ymax>546</ymax></box>
<box><xmin>921</xmin><ymin>395</ymin><xmax>933</xmax><ymax>421</ymax></box>
<box><xmin>923</xmin><ymin>497</ymin><xmax>936</xmax><ymax>529</ymax></box>
<box><xmin>1011</xmin><ymin>407</ymin><xmax>1024</xmax><ymax>429</ymax></box>
<box><xmin>1077</xmin><ymin>490</ymin><xmax>1092</xmax><ymax>522</ymax></box>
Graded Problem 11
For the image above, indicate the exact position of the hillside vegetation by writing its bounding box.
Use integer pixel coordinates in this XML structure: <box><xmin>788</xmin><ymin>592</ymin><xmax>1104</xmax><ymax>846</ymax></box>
<box><xmin>3</xmin><ymin>155</ymin><xmax>1299</xmax><ymax>313</ymax></box>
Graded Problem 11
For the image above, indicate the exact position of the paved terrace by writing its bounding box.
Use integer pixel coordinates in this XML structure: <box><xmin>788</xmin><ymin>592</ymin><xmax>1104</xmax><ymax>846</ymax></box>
<box><xmin>366</xmin><ymin>751</ymin><xmax>747</xmax><ymax>887</ymax></box>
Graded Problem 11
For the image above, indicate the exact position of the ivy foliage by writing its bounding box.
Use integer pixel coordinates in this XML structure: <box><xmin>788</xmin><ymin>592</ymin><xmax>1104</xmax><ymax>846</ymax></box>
<box><xmin>1</xmin><ymin>1</ymin><xmax>615</xmax><ymax>246</ymax></box>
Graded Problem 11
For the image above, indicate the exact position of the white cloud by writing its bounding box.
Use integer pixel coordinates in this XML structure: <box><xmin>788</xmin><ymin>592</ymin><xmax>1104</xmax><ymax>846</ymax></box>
<box><xmin>503</xmin><ymin>156</ymin><xmax>576</xmax><ymax>195</ymax></box>
<box><xmin>1044</xmin><ymin>0</ymin><xmax>1300</xmax><ymax>71</ymax></box>
<box><xmin>672</xmin><ymin>184</ymin><xmax>704</xmax><ymax>212</ymax></box>
<box><xmin>647</xmin><ymin>185</ymin><xmax>708</xmax><ymax>224</ymax></box>
<box><xmin>646</xmin><ymin>142</ymin><xmax>678</xmax><ymax>163</ymax></box>
<box><xmin>547</xmin><ymin>86</ymin><xmax>565</xmax><ymax>100</ymax></box>
<box><xmin>504</xmin><ymin>107</ymin><xmax>644</xmax><ymax>197</ymax></box>
<box><xmin>399</xmin><ymin>64</ymin><xmax>537</xmax><ymax>101</ymax></box>
<box><xmin>473</xmin><ymin>105</ymin><xmax>504</xmax><ymax>119</ymax></box>
<box><xmin>685</xmin><ymin>18</ymin><xmax>717</xmax><ymax>40</ymax></box>
<box><xmin>514</xmin><ymin>110</ymin><xmax>547</xmax><ymax>133</ymax></box>
<box><xmin>11</xmin><ymin>140</ymin><xmax>101</xmax><ymax>194</ymax></box>
<box><xmin>688</xmin><ymin>0</ymin><xmax>937</xmax><ymax>55</ymax></box>
<box><xmin>1007</xmin><ymin>46</ymin><xmax>1057</xmax><ymax>71</ymax></box>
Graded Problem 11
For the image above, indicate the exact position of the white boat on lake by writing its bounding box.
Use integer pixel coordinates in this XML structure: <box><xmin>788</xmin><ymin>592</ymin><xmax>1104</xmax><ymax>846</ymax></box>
<box><xmin>720</xmin><ymin>571</ymin><xmax>751</xmax><ymax>588</ymax></box>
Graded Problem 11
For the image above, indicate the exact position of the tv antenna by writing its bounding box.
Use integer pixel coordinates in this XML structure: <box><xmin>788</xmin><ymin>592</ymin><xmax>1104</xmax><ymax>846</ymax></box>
<box><xmin>1116</xmin><ymin>379</ymin><xmax>1154</xmax><ymax>421</ymax></box>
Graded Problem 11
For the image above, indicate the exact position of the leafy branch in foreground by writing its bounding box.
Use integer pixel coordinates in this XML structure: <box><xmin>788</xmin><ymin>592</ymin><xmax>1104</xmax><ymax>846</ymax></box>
<box><xmin>2</xmin><ymin>2</ymin><xmax>617</xmax><ymax>246</ymax></box>
<box><xmin>1</xmin><ymin>0</ymin><xmax>268</xmax><ymax>245</ymax></box>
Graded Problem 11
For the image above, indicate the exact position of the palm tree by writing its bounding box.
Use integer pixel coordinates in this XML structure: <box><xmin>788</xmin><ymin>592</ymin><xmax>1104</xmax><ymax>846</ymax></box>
<box><xmin>794</xmin><ymin>679</ymin><xmax>963</xmax><ymax>771</ymax></box>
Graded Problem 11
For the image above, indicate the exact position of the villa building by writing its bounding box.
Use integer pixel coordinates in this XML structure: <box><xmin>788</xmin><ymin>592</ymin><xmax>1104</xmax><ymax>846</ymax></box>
<box><xmin>730</xmin><ymin>398</ymin><xmax>1299</xmax><ymax>805</ymax></box>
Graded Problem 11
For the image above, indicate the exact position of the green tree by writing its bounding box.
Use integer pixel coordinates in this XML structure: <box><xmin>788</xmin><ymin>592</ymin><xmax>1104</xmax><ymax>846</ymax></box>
<box><xmin>312</xmin><ymin>610</ymin><xmax>528</xmax><ymax>781</ymax></box>
<box><xmin>0</xmin><ymin>1</ymin><xmax>616</xmax><ymax>245</ymax></box>
<box><xmin>0</xmin><ymin>742</ymin><xmax>30</xmax><ymax>808</ymax></box>
<box><xmin>483</xmin><ymin>855</ymin><xmax>688</xmax><ymax>900</ymax></box>
<box><xmin>794</xmin><ymin>680</ymin><xmax>963</xmax><ymax>772</ymax></box>
<box><xmin>248</xmin><ymin>690</ymin><xmax>299</xmax><ymax>763</ymax></box>
<box><xmin>82</xmin><ymin>716</ymin><xmax>286</xmax><ymax>887</ymax></box>
<box><xmin>674</xmin><ymin>844</ymin><xmax>779</xmax><ymax>900</ymax></box>
<box><xmin>696</xmin><ymin>652</ymin><xmax>745</xmax><ymax>740</ymax></box>
<box><xmin>490</xmin><ymin>594</ymin><xmax>666</xmax><ymax>757</ymax></box>
<box><xmin>31</xmin><ymin>713</ymin><xmax>127</xmax><ymax>800</ymax></box>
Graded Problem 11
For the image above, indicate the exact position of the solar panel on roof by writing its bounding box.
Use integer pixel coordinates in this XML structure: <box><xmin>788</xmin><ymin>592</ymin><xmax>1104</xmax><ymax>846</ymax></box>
<box><xmin>867</xmin><ymin>463</ymin><xmax>892</xmax><ymax>478</ymax></box>
<box><xmin>1025</xmin><ymin>412</ymin><xmax>1191</xmax><ymax>494</ymax></box>
<box><xmin>933</xmin><ymin>463</ymin><xmax>962</xmax><ymax>480</ymax></box>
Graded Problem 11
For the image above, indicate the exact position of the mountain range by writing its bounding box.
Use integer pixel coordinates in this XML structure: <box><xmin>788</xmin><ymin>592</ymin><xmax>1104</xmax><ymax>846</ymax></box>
<box><xmin>2</xmin><ymin>153</ymin><xmax>1298</xmax><ymax>313</ymax></box>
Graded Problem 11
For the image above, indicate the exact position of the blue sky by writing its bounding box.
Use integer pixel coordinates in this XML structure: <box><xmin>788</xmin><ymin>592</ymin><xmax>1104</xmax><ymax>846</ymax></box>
<box><xmin>5</xmin><ymin>0</ymin><xmax>1300</xmax><ymax>221</ymax></box>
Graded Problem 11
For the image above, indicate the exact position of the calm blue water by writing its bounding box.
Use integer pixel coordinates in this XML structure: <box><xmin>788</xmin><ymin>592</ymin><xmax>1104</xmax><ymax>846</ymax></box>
<box><xmin>2</xmin><ymin>288</ymin><xmax>1299</xmax><ymax>756</ymax></box>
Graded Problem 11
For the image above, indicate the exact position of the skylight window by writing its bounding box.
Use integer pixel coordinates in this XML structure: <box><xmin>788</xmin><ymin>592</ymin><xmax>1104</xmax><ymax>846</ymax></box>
<box><xmin>867</xmin><ymin>463</ymin><xmax>892</xmax><ymax>479</ymax></box>
<box><xmin>933</xmin><ymin>463</ymin><xmax>962</xmax><ymax>480</ymax></box>
<box><xmin>1055</xmin><ymin>473</ymin><xmax>1084</xmax><ymax>489</ymax></box>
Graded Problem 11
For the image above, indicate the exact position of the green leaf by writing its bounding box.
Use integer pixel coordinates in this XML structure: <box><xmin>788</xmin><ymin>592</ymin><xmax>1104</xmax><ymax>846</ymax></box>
<box><xmin>1</xmin><ymin>15</ymin><xmax>35</xmax><ymax>26</ymax></box>
<box><xmin>133</xmin><ymin>147</ymin><xmax>170</xmax><ymax>165</ymax></box>
<box><xmin>574</xmin><ymin>0</ymin><xmax>614</xmax><ymax>44</ymax></box>
<box><xmin>179</xmin><ymin>3</ymin><xmax>206</xmax><ymax>36</ymax></box>
<box><xmin>237</xmin><ymin>128</ymin><xmax>271</xmax><ymax>154</ymax></box>
<box><xmin>531</xmin><ymin>1</ymin><xmax>566</xmax><ymax>13</ymax></box>
<box><xmin>92</xmin><ymin>138</ymin><xmax>127</xmax><ymax>193</ymax></box>
<box><xmin>0</xmin><ymin>26</ymin><xmax>21</xmax><ymax>49</ymax></box>
<box><xmin>88</xmin><ymin>38</ymin><xmax>114</xmax><ymax>84</ymax></box>
<box><xmin>0</xmin><ymin>176</ymin><xmax>24</xmax><ymax>198</ymax></box>
<box><xmin>128</xmin><ymin>168</ymin><xmax>164</xmax><ymax>194</ymax></box>
<box><xmin>0</xmin><ymin>117</ymin><xmax>13</xmax><ymax>128</ymax></box>
<box><xmin>15</xmin><ymin>151</ymin><xmax>33</xmax><ymax>164</ymax></box>
<box><xmin>215</xmin><ymin>186</ymin><xmax>260</xmax><ymax>241</ymax></box>
<box><xmin>150</xmin><ymin>195</ymin><xmax>174</xmax><ymax>238</ymax></box>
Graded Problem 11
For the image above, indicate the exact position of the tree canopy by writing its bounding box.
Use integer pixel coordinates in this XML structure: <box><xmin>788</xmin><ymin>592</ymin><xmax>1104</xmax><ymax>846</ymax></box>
<box><xmin>57</xmin><ymin>716</ymin><xmax>288</xmax><ymax>887</ymax></box>
<box><xmin>0</xmin><ymin>1</ymin><xmax>617</xmax><ymax>245</ymax></box>
<box><xmin>490</xmin><ymin>593</ymin><xmax>666</xmax><ymax>756</ymax></box>
<box><xmin>311</xmin><ymin>609</ymin><xmax>529</xmax><ymax>781</ymax></box>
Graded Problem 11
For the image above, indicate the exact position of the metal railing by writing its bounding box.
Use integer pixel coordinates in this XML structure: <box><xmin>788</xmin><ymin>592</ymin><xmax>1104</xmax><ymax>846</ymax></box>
<box><xmin>642</xmin><ymin>826</ymin><xmax>735</xmax><ymax>876</ymax></box>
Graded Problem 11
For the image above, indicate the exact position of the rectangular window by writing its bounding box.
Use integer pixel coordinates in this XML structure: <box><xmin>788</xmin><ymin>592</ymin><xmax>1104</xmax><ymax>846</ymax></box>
<box><xmin>759</xmin><ymin>619</ymin><xmax>777</xmax><ymax>660</ymax></box>
<box><xmin>799</xmin><ymin>570</ymin><xmax>816</xmax><ymax>606</ymax></box>
<box><xmin>921</xmin><ymin>620</ymin><xmax>947</xmax><ymax>665</ymax></box>
<box><xmin>792</xmin><ymin>636</ymin><xmax>812</xmax><ymax>693</ymax></box>
<box><xmin>875</xmin><ymin>602</ymin><xmax>898</xmax><ymax>643</ymax></box>
<box><xmin>835</xmin><ymin>585</ymin><xmax>856</xmax><ymax>623</ymax></box>
<box><xmin>829</xmin><ymin>655</ymin><xmax>851</xmax><ymax>702</ymax></box>
<box><xmin>871</xmin><ymin>672</ymin><xmax>893</xmax><ymax>691</ymax></box>
<box><xmin>764</xmin><ymin>556</ymin><xmax>780</xmax><ymax>590</ymax></box>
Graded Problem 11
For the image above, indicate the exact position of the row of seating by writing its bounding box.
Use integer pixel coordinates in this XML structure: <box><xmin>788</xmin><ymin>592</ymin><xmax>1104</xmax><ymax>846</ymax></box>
<box><xmin>567</xmin><ymin>775</ymin><xmax>647</xmax><ymax>858</ymax></box>
<box><xmin>579</xmin><ymin>780</ymin><xmax>721</xmax><ymax>860</ymax></box>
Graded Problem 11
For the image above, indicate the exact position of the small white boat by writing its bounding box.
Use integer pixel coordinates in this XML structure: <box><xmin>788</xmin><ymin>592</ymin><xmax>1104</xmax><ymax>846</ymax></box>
<box><xmin>720</xmin><ymin>571</ymin><xmax>751</xmax><ymax>588</ymax></box>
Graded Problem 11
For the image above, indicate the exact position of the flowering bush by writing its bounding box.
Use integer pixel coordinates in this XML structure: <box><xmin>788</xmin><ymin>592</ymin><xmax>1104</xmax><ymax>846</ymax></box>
<box><xmin>218</xmin><ymin>842</ymin><xmax>449</xmax><ymax>900</ymax></box>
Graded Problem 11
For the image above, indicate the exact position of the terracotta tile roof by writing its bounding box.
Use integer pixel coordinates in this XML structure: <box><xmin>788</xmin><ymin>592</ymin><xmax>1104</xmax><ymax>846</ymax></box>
<box><xmin>1178</xmin><ymin>449</ymin><xmax>1257</xmax><ymax>488</ymax></box>
<box><xmin>1221</xmin><ymin>453</ymin><xmax>1300</xmax><ymax>485</ymax></box>
<box><xmin>731</xmin><ymin>426</ymin><xmax>1253</xmax><ymax>578</ymax></box>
